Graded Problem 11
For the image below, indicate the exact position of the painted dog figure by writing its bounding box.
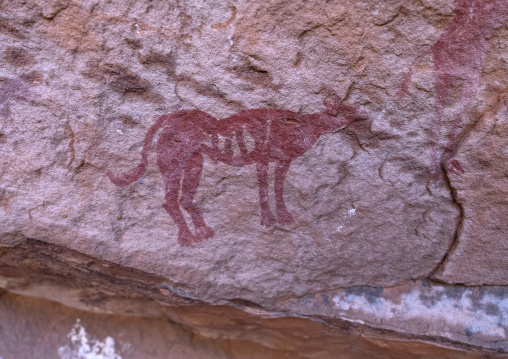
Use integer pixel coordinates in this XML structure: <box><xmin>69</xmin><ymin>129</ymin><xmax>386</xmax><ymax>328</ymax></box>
<box><xmin>107</xmin><ymin>97</ymin><xmax>364</xmax><ymax>246</ymax></box>
<box><xmin>203</xmin><ymin>97</ymin><xmax>363</xmax><ymax>227</ymax></box>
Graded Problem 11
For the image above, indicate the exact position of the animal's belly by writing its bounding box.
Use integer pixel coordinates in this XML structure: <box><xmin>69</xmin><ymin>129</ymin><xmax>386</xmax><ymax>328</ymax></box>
<box><xmin>269</xmin><ymin>144</ymin><xmax>305</xmax><ymax>161</ymax></box>
<box><xmin>269</xmin><ymin>133</ymin><xmax>309</xmax><ymax>160</ymax></box>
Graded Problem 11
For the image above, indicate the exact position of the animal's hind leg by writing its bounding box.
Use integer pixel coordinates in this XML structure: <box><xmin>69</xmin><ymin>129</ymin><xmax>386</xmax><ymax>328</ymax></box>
<box><xmin>161</xmin><ymin>168</ymin><xmax>195</xmax><ymax>246</ymax></box>
<box><xmin>432</xmin><ymin>72</ymin><xmax>453</xmax><ymax>176</ymax></box>
<box><xmin>275</xmin><ymin>160</ymin><xmax>294</xmax><ymax>225</ymax></box>
<box><xmin>256</xmin><ymin>162</ymin><xmax>276</xmax><ymax>227</ymax></box>
<box><xmin>180</xmin><ymin>152</ymin><xmax>214</xmax><ymax>242</ymax></box>
<box><xmin>445</xmin><ymin>76</ymin><xmax>479</xmax><ymax>153</ymax></box>
<box><xmin>443</xmin><ymin>76</ymin><xmax>479</xmax><ymax>175</ymax></box>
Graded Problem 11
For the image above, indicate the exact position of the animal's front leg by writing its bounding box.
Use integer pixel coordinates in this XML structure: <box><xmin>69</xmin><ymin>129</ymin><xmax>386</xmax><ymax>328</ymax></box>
<box><xmin>256</xmin><ymin>162</ymin><xmax>276</xmax><ymax>228</ymax></box>
<box><xmin>274</xmin><ymin>160</ymin><xmax>294</xmax><ymax>225</ymax></box>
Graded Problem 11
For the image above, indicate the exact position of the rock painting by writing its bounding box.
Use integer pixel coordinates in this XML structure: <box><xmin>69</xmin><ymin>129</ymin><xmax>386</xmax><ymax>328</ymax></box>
<box><xmin>107</xmin><ymin>97</ymin><xmax>365</xmax><ymax>246</ymax></box>
<box><xmin>400</xmin><ymin>0</ymin><xmax>508</xmax><ymax>175</ymax></box>
<box><xmin>204</xmin><ymin>97</ymin><xmax>364</xmax><ymax>229</ymax></box>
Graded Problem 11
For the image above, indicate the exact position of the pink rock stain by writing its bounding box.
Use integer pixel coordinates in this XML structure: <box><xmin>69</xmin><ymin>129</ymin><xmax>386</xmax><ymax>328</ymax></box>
<box><xmin>107</xmin><ymin>97</ymin><xmax>365</xmax><ymax>246</ymax></box>
<box><xmin>400</xmin><ymin>0</ymin><xmax>508</xmax><ymax>175</ymax></box>
<box><xmin>0</xmin><ymin>77</ymin><xmax>32</xmax><ymax>117</ymax></box>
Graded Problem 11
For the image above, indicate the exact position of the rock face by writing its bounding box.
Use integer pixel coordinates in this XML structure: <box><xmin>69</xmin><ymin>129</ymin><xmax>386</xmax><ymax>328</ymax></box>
<box><xmin>1</xmin><ymin>0</ymin><xmax>508</xmax><ymax>357</ymax></box>
<box><xmin>2</xmin><ymin>288</ymin><xmax>500</xmax><ymax>359</ymax></box>
<box><xmin>434</xmin><ymin>97</ymin><xmax>508</xmax><ymax>284</ymax></box>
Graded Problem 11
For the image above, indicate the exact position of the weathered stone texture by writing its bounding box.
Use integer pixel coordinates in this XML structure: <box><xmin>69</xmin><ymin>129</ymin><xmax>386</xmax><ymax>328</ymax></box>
<box><xmin>1</xmin><ymin>0</ymin><xmax>508</xmax><ymax>356</ymax></box>
<box><xmin>434</xmin><ymin>95</ymin><xmax>508</xmax><ymax>284</ymax></box>
<box><xmin>0</xmin><ymin>0</ymin><xmax>459</xmax><ymax>302</ymax></box>
<box><xmin>1</xmin><ymin>240</ymin><xmax>507</xmax><ymax>358</ymax></box>
<box><xmin>3</xmin><ymin>289</ymin><xmax>500</xmax><ymax>359</ymax></box>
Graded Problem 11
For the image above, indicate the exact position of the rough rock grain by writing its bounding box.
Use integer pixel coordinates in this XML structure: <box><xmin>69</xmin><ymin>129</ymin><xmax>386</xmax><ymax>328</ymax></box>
<box><xmin>0</xmin><ymin>0</ymin><xmax>459</xmax><ymax>302</ymax></box>
<box><xmin>1</xmin><ymin>239</ymin><xmax>508</xmax><ymax>357</ymax></box>
<box><xmin>4</xmin><ymin>289</ymin><xmax>500</xmax><ymax>359</ymax></box>
<box><xmin>434</xmin><ymin>93</ymin><xmax>508</xmax><ymax>284</ymax></box>
<box><xmin>1</xmin><ymin>0</ymin><xmax>508</xmax><ymax>356</ymax></box>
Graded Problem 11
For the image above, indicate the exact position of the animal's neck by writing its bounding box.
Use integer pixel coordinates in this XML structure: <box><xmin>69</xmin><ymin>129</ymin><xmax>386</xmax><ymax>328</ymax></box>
<box><xmin>316</xmin><ymin>113</ymin><xmax>342</xmax><ymax>135</ymax></box>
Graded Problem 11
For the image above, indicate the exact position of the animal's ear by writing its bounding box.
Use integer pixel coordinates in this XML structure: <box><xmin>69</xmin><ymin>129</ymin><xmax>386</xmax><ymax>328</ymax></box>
<box><xmin>323</xmin><ymin>95</ymin><xmax>342</xmax><ymax>115</ymax></box>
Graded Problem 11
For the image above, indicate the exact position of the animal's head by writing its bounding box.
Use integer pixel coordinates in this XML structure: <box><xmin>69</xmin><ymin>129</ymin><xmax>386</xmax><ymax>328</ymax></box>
<box><xmin>319</xmin><ymin>95</ymin><xmax>367</xmax><ymax>132</ymax></box>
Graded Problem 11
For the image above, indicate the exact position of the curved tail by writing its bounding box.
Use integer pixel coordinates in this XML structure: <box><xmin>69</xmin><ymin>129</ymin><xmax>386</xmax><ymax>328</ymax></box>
<box><xmin>107</xmin><ymin>115</ymin><xmax>168</xmax><ymax>187</ymax></box>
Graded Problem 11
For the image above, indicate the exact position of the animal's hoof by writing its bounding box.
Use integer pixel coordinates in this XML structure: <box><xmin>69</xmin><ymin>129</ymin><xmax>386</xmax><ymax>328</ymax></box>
<box><xmin>260</xmin><ymin>213</ymin><xmax>276</xmax><ymax>228</ymax></box>
<box><xmin>446</xmin><ymin>159</ymin><xmax>465</xmax><ymax>175</ymax></box>
<box><xmin>277</xmin><ymin>211</ymin><xmax>294</xmax><ymax>225</ymax></box>
<box><xmin>195</xmin><ymin>226</ymin><xmax>214</xmax><ymax>242</ymax></box>
<box><xmin>177</xmin><ymin>231</ymin><xmax>195</xmax><ymax>247</ymax></box>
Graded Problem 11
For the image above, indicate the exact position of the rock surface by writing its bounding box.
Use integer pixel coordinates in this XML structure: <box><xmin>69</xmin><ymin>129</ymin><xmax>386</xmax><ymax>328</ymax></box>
<box><xmin>0</xmin><ymin>0</ymin><xmax>459</xmax><ymax>303</ymax></box>
<box><xmin>0</xmin><ymin>290</ymin><xmax>299</xmax><ymax>359</ymax></box>
<box><xmin>2</xmin><ymin>289</ymin><xmax>499</xmax><ymax>359</ymax></box>
<box><xmin>434</xmin><ymin>95</ymin><xmax>508</xmax><ymax>284</ymax></box>
<box><xmin>1</xmin><ymin>0</ymin><xmax>508</xmax><ymax>356</ymax></box>
<box><xmin>1</xmin><ymin>237</ymin><xmax>507</xmax><ymax>357</ymax></box>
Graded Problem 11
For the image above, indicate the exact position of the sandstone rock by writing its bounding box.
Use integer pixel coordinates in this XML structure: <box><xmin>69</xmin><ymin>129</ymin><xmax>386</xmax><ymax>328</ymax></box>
<box><xmin>278</xmin><ymin>280</ymin><xmax>508</xmax><ymax>353</ymax></box>
<box><xmin>3</xmin><ymin>288</ymin><xmax>500</xmax><ymax>359</ymax></box>
<box><xmin>434</xmin><ymin>94</ymin><xmax>508</xmax><ymax>284</ymax></box>
<box><xmin>0</xmin><ymin>0</ymin><xmax>458</xmax><ymax>303</ymax></box>
<box><xmin>0</xmin><ymin>290</ymin><xmax>300</xmax><ymax>359</ymax></box>
<box><xmin>1</xmin><ymin>238</ymin><xmax>507</xmax><ymax>358</ymax></box>
<box><xmin>0</xmin><ymin>0</ymin><xmax>508</xmax><ymax>356</ymax></box>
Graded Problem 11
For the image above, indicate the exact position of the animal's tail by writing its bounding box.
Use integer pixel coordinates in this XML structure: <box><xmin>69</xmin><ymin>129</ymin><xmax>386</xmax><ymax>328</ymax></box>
<box><xmin>338</xmin><ymin>103</ymin><xmax>367</xmax><ymax>122</ymax></box>
<box><xmin>107</xmin><ymin>115</ymin><xmax>167</xmax><ymax>187</ymax></box>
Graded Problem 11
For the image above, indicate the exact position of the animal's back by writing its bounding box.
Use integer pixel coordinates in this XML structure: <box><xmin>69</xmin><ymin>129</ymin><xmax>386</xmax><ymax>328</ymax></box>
<box><xmin>220</xmin><ymin>108</ymin><xmax>321</xmax><ymax>162</ymax></box>
<box><xmin>157</xmin><ymin>110</ymin><xmax>217</xmax><ymax>153</ymax></box>
<box><xmin>218</xmin><ymin>108</ymin><xmax>296</xmax><ymax>132</ymax></box>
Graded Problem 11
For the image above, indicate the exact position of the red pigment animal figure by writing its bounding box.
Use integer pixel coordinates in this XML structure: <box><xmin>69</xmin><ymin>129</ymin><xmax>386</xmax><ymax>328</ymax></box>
<box><xmin>107</xmin><ymin>110</ymin><xmax>218</xmax><ymax>246</ymax></box>
<box><xmin>107</xmin><ymin>97</ymin><xmax>364</xmax><ymax>246</ymax></box>
<box><xmin>203</xmin><ymin>97</ymin><xmax>364</xmax><ymax>228</ymax></box>
<box><xmin>400</xmin><ymin>0</ymin><xmax>508</xmax><ymax>175</ymax></box>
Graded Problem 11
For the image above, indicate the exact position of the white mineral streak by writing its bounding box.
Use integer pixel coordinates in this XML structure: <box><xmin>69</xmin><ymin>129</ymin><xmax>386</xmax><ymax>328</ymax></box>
<box><xmin>336</xmin><ymin>208</ymin><xmax>356</xmax><ymax>232</ymax></box>
<box><xmin>58</xmin><ymin>319</ymin><xmax>122</xmax><ymax>359</ymax></box>
<box><xmin>227</xmin><ymin>20</ymin><xmax>238</xmax><ymax>64</ymax></box>
<box><xmin>333</xmin><ymin>286</ymin><xmax>508</xmax><ymax>339</ymax></box>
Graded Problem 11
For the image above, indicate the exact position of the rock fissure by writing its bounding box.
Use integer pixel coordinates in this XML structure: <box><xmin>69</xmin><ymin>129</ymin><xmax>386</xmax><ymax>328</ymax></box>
<box><xmin>427</xmin><ymin>168</ymin><xmax>464</xmax><ymax>280</ymax></box>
